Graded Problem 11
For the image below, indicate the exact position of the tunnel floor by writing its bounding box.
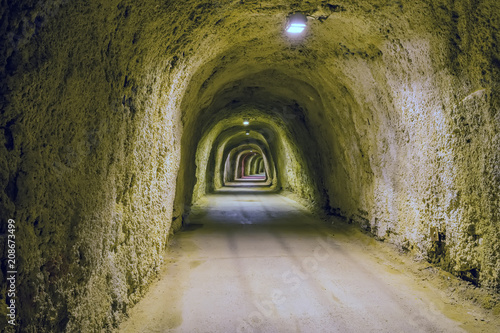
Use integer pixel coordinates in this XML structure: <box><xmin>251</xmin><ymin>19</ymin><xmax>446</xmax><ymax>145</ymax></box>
<box><xmin>119</xmin><ymin>189</ymin><xmax>497</xmax><ymax>332</ymax></box>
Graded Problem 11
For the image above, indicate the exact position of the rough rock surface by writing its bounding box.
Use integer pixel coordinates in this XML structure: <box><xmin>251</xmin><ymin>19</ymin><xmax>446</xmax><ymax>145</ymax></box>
<box><xmin>0</xmin><ymin>0</ymin><xmax>499</xmax><ymax>331</ymax></box>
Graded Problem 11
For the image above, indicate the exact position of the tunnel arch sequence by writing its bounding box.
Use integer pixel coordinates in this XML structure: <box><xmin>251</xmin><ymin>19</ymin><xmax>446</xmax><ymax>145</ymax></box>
<box><xmin>191</xmin><ymin>106</ymin><xmax>322</xmax><ymax>201</ymax></box>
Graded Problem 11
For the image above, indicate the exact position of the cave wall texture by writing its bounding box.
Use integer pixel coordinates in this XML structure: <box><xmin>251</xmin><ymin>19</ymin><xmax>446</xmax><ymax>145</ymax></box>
<box><xmin>0</xmin><ymin>0</ymin><xmax>499</xmax><ymax>331</ymax></box>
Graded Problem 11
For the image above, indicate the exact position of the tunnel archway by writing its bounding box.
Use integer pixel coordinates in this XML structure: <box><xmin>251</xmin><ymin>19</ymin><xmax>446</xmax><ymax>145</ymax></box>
<box><xmin>216</xmin><ymin>129</ymin><xmax>274</xmax><ymax>187</ymax></box>
<box><xmin>189</xmin><ymin>106</ymin><xmax>322</xmax><ymax>204</ymax></box>
<box><xmin>235</xmin><ymin>149</ymin><xmax>264</xmax><ymax>179</ymax></box>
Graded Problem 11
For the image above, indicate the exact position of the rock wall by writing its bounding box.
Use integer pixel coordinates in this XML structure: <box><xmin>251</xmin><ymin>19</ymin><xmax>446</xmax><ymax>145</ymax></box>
<box><xmin>0</xmin><ymin>1</ymin><xmax>189</xmax><ymax>330</ymax></box>
<box><xmin>309</xmin><ymin>0</ymin><xmax>500</xmax><ymax>288</ymax></box>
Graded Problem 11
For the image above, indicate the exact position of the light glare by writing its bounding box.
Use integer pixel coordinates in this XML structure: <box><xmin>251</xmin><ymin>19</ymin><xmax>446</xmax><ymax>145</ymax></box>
<box><xmin>287</xmin><ymin>23</ymin><xmax>306</xmax><ymax>34</ymax></box>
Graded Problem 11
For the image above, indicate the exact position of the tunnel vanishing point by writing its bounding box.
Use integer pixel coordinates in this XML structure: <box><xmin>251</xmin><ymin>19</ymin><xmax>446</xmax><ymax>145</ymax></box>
<box><xmin>1</xmin><ymin>0</ymin><xmax>500</xmax><ymax>331</ymax></box>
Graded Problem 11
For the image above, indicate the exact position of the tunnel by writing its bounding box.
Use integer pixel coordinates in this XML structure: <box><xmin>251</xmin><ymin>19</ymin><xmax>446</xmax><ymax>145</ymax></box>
<box><xmin>1</xmin><ymin>0</ymin><xmax>500</xmax><ymax>331</ymax></box>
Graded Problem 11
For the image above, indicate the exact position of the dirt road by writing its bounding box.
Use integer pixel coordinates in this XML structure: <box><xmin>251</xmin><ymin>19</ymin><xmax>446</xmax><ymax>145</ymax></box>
<box><xmin>119</xmin><ymin>188</ymin><xmax>498</xmax><ymax>332</ymax></box>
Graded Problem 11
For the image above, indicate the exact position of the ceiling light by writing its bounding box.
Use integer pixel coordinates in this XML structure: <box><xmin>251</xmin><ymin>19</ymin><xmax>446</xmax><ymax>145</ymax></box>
<box><xmin>286</xmin><ymin>13</ymin><xmax>307</xmax><ymax>34</ymax></box>
<box><xmin>243</xmin><ymin>119</ymin><xmax>249</xmax><ymax>126</ymax></box>
<box><xmin>246</xmin><ymin>130</ymin><xmax>249</xmax><ymax>135</ymax></box>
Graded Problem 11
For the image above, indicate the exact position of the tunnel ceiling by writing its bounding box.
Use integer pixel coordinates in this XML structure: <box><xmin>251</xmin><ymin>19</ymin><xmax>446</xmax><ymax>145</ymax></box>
<box><xmin>1</xmin><ymin>0</ymin><xmax>499</xmax><ymax>331</ymax></box>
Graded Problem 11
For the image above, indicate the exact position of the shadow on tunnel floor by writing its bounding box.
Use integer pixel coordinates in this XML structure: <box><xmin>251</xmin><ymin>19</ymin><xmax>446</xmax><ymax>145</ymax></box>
<box><xmin>213</xmin><ymin>186</ymin><xmax>280</xmax><ymax>195</ymax></box>
<box><xmin>224</xmin><ymin>181</ymin><xmax>270</xmax><ymax>186</ymax></box>
<box><xmin>183</xmin><ymin>208</ymin><xmax>322</xmax><ymax>235</ymax></box>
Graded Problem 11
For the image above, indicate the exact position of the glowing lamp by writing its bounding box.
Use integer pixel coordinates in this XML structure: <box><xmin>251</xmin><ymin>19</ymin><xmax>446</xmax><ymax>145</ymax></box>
<box><xmin>246</xmin><ymin>131</ymin><xmax>250</xmax><ymax>135</ymax></box>
<box><xmin>286</xmin><ymin>13</ymin><xmax>307</xmax><ymax>34</ymax></box>
<box><xmin>243</xmin><ymin>119</ymin><xmax>249</xmax><ymax>125</ymax></box>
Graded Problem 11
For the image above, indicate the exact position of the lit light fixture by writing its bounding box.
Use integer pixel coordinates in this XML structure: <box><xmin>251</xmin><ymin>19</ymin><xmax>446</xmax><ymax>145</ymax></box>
<box><xmin>243</xmin><ymin>119</ymin><xmax>249</xmax><ymax>126</ymax></box>
<box><xmin>286</xmin><ymin>13</ymin><xmax>307</xmax><ymax>34</ymax></box>
<box><xmin>246</xmin><ymin>130</ymin><xmax>250</xmax><ymax>135</ymax></box>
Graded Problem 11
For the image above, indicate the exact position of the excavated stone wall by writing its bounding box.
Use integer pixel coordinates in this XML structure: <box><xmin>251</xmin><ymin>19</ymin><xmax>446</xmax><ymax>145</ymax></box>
<box><xmin>0</xmin><ymin>1</ymin><xmax>191</xmax><ymax>330</ymax></box>
<box><xmin>306</xmin><ymin>0</ymin><xmax>500</xmax><ymax>288</ymax></box>
<box><xmin>1</xmin><ymin>0</ymin><xmax>499</xmax><ymax>331</ymax></box>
